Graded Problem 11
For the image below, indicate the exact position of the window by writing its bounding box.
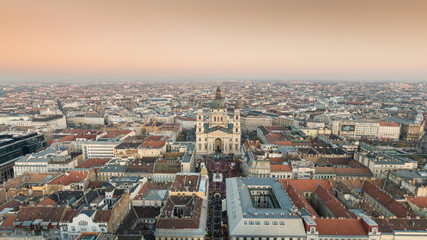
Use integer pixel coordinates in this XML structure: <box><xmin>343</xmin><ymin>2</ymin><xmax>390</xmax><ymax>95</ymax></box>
<box><xmin>249</xmin><ymin>221</ymin><xmax>254</xmax><ymax>225</ymax></box>
<box><xmin>255</xmin><ymin>221</ymin><xmax>260</xmax><ymax>225</ymax></box>
<box><xmin>264</xmin><ymin>221</ymin><xmax>269</xmax><ymax>225</ymax></box>
<box><xmin>272</xmin><ymin>221</ymin><xmax>278</xmax><ymax>225</ymax></box>
<box><xmin>280</xmin><ymin>221</ymin><xmax>285</xmax><ymax>225</ymax></box>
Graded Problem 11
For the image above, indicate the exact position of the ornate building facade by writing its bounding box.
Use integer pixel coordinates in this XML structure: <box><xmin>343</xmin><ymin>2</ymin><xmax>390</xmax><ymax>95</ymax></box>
<box><xmin>196</xmin><ymin>87</ymin><xmax>241</xmax><ymax>155</ymax></box>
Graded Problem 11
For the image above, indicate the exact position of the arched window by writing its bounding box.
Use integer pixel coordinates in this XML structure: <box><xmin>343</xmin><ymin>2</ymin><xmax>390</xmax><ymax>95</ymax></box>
<box><xmin>214</xmin><ymin>117</ymin><xmax>216</xmax><ymax>121</ymax></box>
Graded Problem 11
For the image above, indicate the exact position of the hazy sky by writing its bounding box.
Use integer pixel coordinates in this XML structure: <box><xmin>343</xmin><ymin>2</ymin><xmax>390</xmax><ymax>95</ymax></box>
<box><xmin>1</xmin><ymin>0</ymin><xmax>427</xmax><ymax>82</ymax></box>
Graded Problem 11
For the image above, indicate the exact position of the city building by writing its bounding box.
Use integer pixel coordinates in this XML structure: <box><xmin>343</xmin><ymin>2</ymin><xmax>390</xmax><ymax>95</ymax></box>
<box><xmin>196</xmin><ymin>87</ymin><xmax>241</xmax><ymax>155</ymax></box>
<box><xmin>354</xmin><ymin>143</ymin><xmax>418</xmax><ymax>178</ymax></box>
<box><xmin>303</xmin><ymin>216</ymin><xmax>380</xmax><ymax>240</ymax></box>
<box><xmin>14</xmin><ymin>206</ymin><xmax>66</xmax><ymax>239</ymax></box>
<box><xmin>82</xmin><ymin>141</ymin><xmax>121</xmax><ymax>160</ymax></box>
<box><xmin>361</xmin><ymin>181</ymin><xmax>416</xmax><ymax>218</ymax></box>
<box><xmin>0</xmin><ymin>133</ymin><xmax>46</xmax><ymax>182</ymax></box>
<box><xmin>226</xmin><ymin>177</ymin><xmax>307</xmax><ymax>239</ymax></box>
<box><xmin>332</xmin><ymin>120</ymin><xmax>401</xmax><ymax>140</ymax></box>
<box><xmin>155</xmin><ymin>172</ymin><xmax>209</xmax><ymax>240</ymax></box>
<box><xmin>13</xmin><ymin>147</ymin><xmax>75</xmax><ymax>176</ymax></box>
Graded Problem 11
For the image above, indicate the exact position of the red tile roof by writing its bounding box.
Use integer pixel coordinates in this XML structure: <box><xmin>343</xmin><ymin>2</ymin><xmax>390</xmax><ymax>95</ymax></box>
<box><xmin>269</xmin><ymin>157</ymin><xmax>284</xmax><ymax>164</ymax></box>
<box><xmin>75</xmin><ymin>134</ymin><xmax>97</xmax><ymax>140</ymax></box>
<box><xmin>140</xmin><ymin>136</ymin><xmax>169</xmax><ymax>149</ymax></box>
<box><xmin>38</xmin><ymin>197</ymin><xmax>57</xmax><ymax>206</ymax></box>
<box><xmin>270</xmin><ymin>164</ymin><xmax>292</xmax><ymax>172</ymax></box>
<box><xmin>0</xmin><ymin>200</ymin><xmax>21</xmax><ymax>212</ymax></box>
<box><xmin>171</xmin><ymin>175</ymin><xmax>200</xmax><ymax>192</ymax></box>
<box><xmin>314</xmin><ymin>185</ymin><xmax>356</xmax><ymax>218</ymax></box>
<box><xmin>407</xmin><ymin>197</ymin><xmax>427</xmax><ymax>208</ymax></box>
<box><xmin>15</xmin><ymin>206</ymin><xmax>66</xmax><ymax>223</ymax></box>
<box><xmin>348</xmin><ymin>159</ymin><xmax>366</xmax><ymax>168</ymax></box>
<box><xmin>94</xmin><ymin>210</ymin><xmax>111</xmax><ymax>223</ymax></box>
<box><xmin>61</xmin><ymin>209</ymin><xmax>80</xmax><ymax>223</ymax></box>
<box><xmin>315</xmin><ymin>219</ymin><xmax>368</xmax><ymax>236</ymax></box>
<box><xmin>325</xmin><ymin>157</ymin><xmax>351</xmax><ymax>165</ymax></box>
<box><xmin>374</xmin><ymin>218</ymin><xmax>427</xmax><ymax>232</ymax></box>
<box><xmin>275</xmin><ymin>140</ymin><xmax>293</xmax><ymax>146</ymax></box>
<box><xmin>283</xmin><ymin>182</ymin><xmax>318</xmax><ymax>217</ymax></box>
<box><xmin>49</xmin><ymin>170</ymin><xmax>89</xmax><ymax>186</ymax></box>
<box><xmin>334</xmin><ymin>168</ymin><xmax>372</xmax><ymax>176</ymax></box>
<box><xmin>133</xmin><ymin>183</ymin><xmax>150</xmax><ymax>200</ymax></box>
<box><xmin>77</xmin><ymin>158</ymin><xmax>109</xmax><ymax>169</ymax></box>
<box><xmin>362</xmin><ymin>181</ymin><xmax>416</xmax><ymax>218</ymax></box>
<box><xmin>0</xmin><ymin>215</ymin><xmax>16</xmax><ymax>232</ymax></box>
<box><xmin>58</xmin><ymin>134</ymin><xmax>77</xmax><ymax>142</ymax></box>
<box><xmin>103</xmin><ymin>131</ymin><xmax>122</xmax><ymax>138</ymax></box>
<box><xmin>280</xmin><ymin>179</ymin><xmax>332</xmax><ymax>192</ymax></box>
<box><xmin>176</xmin><ymin>116</ymin><xmax>196</xmax><ymax>121</ymax></box>
<box><xmin>379</xmin><ymin>121</ymin><xmax>399</xmax><ymax>127</ymax></box>
<box><xmin>157</xmin><ymin>195</ymin><xmax>203</xmax><ymax>229</ymax></box>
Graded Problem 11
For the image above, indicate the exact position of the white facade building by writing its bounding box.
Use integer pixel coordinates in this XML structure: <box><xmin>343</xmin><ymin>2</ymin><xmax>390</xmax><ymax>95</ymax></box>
<box><xmin>82</xmin><ymin>141</ymin><xmax>121</xmax><ymax>160</ymax></box>
<box><xmin>13</xmin><ymin>148</ymin><xmax>69</xmax><ymax>176</ymax></box>
<box><xmin>196</xmin><ymin>87</ymin><xmax>241</xmax><ymax>155</ymax></box>
<box><xmin>226</xmin><ymin>177</ymin><xmax>307</xmax><ymax>239</ymax></box>
<box><xmin>61</xmin><ymin>210</ymin><xmax>108</xmax><ymax>240</ymax></box>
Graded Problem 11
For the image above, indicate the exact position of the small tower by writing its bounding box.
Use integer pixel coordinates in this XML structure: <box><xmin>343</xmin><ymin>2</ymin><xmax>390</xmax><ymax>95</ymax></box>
<box><xmin>196</xmin><ymin>102</ymin><xmax>204</xmax><ymax>134</ymax></box>
<box><xmin>232</xmin><ymin>100</ymin><xmax>241</xmax><ymax>154</ymax></box>
<box><xmin>233</xmin><ymin>100</ymin><xmax>241</xmax><ymax>134</ymax></box>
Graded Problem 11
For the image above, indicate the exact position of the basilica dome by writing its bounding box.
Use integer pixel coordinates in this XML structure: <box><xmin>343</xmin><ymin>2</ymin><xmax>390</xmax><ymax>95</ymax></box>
<box><xmin>210</xmin><ymin>87</ymin><xmax>226</xmax><ymax>109</ymax></box>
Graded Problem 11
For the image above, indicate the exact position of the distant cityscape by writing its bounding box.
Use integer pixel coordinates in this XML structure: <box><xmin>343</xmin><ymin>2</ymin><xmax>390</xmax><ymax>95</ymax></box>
<box><xmin>0</xmin><ymin>80</ymin><xmax>426</xmax><ymax>240</ymax></box>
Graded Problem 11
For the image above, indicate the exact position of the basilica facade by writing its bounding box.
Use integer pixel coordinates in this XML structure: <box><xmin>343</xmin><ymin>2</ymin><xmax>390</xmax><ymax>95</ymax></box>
<box><xmin>196</xmin><ymin>87</ymin><xmax>241</xmax><ymax>155</ymax></box>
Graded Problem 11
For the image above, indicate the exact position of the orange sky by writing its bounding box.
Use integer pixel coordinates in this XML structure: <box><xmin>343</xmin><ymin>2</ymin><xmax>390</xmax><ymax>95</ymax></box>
<box><xmin>1</xmin><ymin>0</ymin><xmax>426</xmax><ymax>82</ymax></box>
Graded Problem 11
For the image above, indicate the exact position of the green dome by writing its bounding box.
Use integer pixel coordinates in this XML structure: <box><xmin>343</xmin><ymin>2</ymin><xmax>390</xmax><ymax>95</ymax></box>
<box><xmin>210</xmin><ymin>87</ymin><xmax>226</xmax><ymax>109</ymax></box>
